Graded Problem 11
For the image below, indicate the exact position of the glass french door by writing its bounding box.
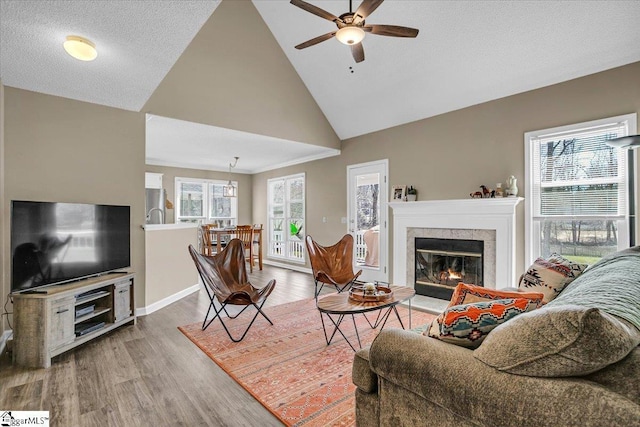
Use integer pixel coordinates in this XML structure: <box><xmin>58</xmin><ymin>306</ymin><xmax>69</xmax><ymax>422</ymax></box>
<box><xmin>347</xmin><ymin>160</ymin><xmax>388</xmax><ymax>283</ymax></box>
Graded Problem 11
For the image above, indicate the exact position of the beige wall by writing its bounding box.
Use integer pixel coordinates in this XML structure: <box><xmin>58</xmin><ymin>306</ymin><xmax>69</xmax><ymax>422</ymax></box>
<box><xmin>2</xmin><ymin>88</ymin><xmax>147</xmax><ymax>309</ymax></box>
<box><xmin>143</xmin><ymin>0</ymin><xmax>340</xmax><ymax>150</ymax></box>
<box><xmin>144</xmin><ymin>226</ymin><xmax>199</xmax><ymax>308</ymax></box>
<box><xmin>145</xmin><ymin>164</ymin><xmax>252</xmax><ymax>225</ymax></box>
<box><xmin>0</xmin><ymin>80</ymin><xmax>5</xmax><ymax>336</ymax></box>
<box><xmin>254</xmin><ymin>61</ymin><xmax>640</xmax><ymax>278</ymax></box>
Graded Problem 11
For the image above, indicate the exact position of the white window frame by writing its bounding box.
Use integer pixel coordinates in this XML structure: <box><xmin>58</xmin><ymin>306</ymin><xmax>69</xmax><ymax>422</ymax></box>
<box><xmin>174</xmin><ymin>177</ymin><xmax>238</xmax><ymax>225</ymax></box>
<box><xmin>524</xmin><ymin>113</ymin><xmax>637</xmax><ymax>266</ymax></box>
<box><xmin>267</xmin><ymin>173</ymin><xmax>306</xmax><ymax>263</ymax></box>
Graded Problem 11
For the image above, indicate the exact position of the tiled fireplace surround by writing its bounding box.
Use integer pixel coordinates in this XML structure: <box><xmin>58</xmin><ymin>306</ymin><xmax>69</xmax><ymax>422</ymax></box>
<box><xmin>390</xmin><ymin>198</ymin><xmax>523</xmax><ymax>297</ymax></box>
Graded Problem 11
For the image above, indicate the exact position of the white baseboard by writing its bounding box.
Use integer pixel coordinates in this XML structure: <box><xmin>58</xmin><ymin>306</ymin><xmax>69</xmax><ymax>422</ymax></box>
<box><xmin>136</xmin><ymin>283</ymin><xmax>201</xmax><ymax>317</ymax></box>
<box><xmin>263</xmin><ymin>259</ymin><xmax>312</xmax><ymax>275</ymax></box>
<box><xmin>0</xmin><ymin>330</ymin><xmax>12</xmax><ymax>356</ymax></box>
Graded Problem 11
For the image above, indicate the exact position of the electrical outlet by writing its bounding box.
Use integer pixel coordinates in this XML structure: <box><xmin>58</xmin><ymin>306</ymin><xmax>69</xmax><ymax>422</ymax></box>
<box><xmin>322</xmin><ymin>216</ymin><xmax>327</xmax><ymax>223</ymax></box>
<box><xmin>341</xmin><ymin>217</ymin><xmax>347</xmax><ymax>224</ymax></box>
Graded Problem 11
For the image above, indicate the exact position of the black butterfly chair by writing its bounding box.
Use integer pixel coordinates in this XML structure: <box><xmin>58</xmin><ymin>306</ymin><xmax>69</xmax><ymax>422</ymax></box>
<box><xmin>188</xmin><ymin>239</ymin><xmax>276</xmax><ymax>342</ymax></box>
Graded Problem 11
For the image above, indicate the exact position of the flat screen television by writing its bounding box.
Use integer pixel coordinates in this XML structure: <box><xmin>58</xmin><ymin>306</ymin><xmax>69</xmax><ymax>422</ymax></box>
<box><xmin>11</xmin><ymin>200</ymin><xmax>131</xmax><ymax>293</ymax></box>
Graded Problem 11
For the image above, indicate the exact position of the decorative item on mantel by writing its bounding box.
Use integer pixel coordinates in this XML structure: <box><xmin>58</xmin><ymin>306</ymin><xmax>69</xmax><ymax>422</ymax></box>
<box><xmin>470</xmin><ymin>185</ymin><xmax>497</xmax><ymax>198</ymax></box>
<box><xmin>392</xmin><ymin>185</ymin><xmax>407</xmax><ymax>201</ymax></box>
<box><xmin>407</xmin><ymin>186</ymin><xmax>417</xmax><ymax>201</ymax></box>
<box><xmin>506</xmin><ymin>175</ymin><xmax>518</xmax><ymax>197</ymax></box>
<box><xmin>495</xmin><ymin>183</ymin><xmax>504</xmax><ymax>198</ymax></box>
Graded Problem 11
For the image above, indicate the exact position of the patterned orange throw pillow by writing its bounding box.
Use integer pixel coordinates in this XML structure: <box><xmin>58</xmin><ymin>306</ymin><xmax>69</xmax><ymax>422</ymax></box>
<box><xmin>425</xmin><ymin>298</ymin><xmax>540</xmax><ymax>348</ymax></box>
<box><xmin>424</xmin><ymin>283</ymin><xmax>544</xmax><ymax>348</ymax></box>
<box><xmin>450</xmin><ymin>282</ymin><xmax>545</xmax><ymax>307</ymax></box>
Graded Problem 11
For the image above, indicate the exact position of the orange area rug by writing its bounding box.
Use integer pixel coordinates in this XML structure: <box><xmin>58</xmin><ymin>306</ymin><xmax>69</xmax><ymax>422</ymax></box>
<box><xmin>178</xmin><ymin>297</ymin><xmax>436</xmax><ymax>426</ymax></box>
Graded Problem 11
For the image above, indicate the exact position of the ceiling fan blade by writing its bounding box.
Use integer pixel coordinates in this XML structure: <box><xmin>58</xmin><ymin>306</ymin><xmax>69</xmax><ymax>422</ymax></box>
<box><xmin>353</xmin><ymin>0</ymin><xmax>385</xmax><ymax>24</ymax></box>
<box><xmin>290</xmin><ymin>0</ymin><xmax>341</xmax><ymax>23</ymax></box>
<box><xmin>295</xmin><ymin>31</ymin><xmax>337</xmax><ymax>49</ymax></box>
<box><xmin>364</xmin><ymin>24</ymin><xmax>419</xmax><ymax>38</ymax></box>
<box><xmin>351</xmin><ymin>43</ymin><xmax>365</xmax><ymax>63</ymax></box>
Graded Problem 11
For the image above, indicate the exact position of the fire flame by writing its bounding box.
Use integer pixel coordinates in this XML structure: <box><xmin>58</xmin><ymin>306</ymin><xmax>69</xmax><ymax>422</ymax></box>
<box><xmin>447</xmin><ymin>269</ymin><xmax>463</xmax><ymax>280</ymax></box>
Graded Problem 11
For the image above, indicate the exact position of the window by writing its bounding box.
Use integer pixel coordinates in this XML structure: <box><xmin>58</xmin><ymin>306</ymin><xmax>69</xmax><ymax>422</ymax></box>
<box><xmin>268</xmin><ymin>173</ymin><xmax>305</xmax><ymax>262</ymax></box>
<box><xmin>175</xmin><ymin>177</ymin><xmax>238</xmax><ymax>226</ymax></box>
<box><xmin>525</xmin><ymin>114</ymin><xmax>636</xmax><ymax>265</ymax></box>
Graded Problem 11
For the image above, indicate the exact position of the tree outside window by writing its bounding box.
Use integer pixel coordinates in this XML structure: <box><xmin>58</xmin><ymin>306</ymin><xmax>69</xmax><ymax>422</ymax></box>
<box><xmin>526</xmin><ymin>114</ymin><xmax>635</xmax><ymax>265</ymax></box>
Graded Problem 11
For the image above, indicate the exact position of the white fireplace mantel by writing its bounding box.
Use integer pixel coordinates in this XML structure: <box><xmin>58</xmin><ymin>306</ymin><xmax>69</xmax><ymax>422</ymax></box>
<box><xmin>390</xmin><ymin>197</ymin><xmax>523</xmax><ymax>290</ymax></box>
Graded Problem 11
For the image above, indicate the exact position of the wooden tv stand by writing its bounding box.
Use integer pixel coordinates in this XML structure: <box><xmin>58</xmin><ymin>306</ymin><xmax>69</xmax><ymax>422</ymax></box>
<box><xmin>13</xmin><ymin>272</ymin><xmax>136</xmax><ymax>368</ymax></box>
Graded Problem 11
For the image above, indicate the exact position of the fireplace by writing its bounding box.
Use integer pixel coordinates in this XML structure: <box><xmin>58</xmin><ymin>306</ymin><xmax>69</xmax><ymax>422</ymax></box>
<box><xmin>415</xmin><ymin>238</ymin><xmax>484</xmax><ymax>300</ymax></box>
<box><xmin>390</xmin><ymin>198</ymin><xmax>523</xmax><ymax>304</ymax></box>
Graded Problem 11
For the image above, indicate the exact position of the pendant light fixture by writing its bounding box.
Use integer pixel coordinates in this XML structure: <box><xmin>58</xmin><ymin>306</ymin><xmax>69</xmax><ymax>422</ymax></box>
<box><xmin>223</xmin><ymin>157</ymin><xmax>239</xmax><ymax>198</ymax></box>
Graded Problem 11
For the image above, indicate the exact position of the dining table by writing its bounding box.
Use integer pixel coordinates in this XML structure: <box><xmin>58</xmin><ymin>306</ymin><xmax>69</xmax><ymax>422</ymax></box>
<box><xmin>203</xmin><ymin>226</ymin><xmax>263</xmax><ymax>270</ymax></box>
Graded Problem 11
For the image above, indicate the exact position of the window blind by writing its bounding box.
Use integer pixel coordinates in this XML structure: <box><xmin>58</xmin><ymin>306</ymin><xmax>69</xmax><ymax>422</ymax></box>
<box><xmin>531</xmin><ymin>122</ymin><xmax>628</xmax><ymax>218</ymax></box>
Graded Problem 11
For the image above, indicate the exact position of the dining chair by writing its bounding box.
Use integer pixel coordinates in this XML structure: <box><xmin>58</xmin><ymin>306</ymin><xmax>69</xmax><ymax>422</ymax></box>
<box><xmin>252</xmin><ymin>224</ymin><xmax>263</xmax><ymax>271</ymax></box>
<box><xmin>188</xmin><ymin>241</ymin><xmax>276</xmax><ymax>341</ymax></box>
<box><xmin>235</xmin><ymin>225</ymin><xmax>254</xmax><ymax>273</ymax></box>
<box><xmin>305</xmin><ymin>234</ymin><xmax>363</xmax><ymax>299</ymax></box>
<box><xmin>201</xmin><ymin>224</ymin><xmax>214</xmax><ymax>256</ymax></box>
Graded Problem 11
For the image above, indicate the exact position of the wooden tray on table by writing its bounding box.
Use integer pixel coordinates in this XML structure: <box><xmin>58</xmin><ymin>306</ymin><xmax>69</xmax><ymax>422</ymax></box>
<box><xmin>349</xmin><ymin>285</ymin><xmax>393</xmax><ymax>302</ymax></box>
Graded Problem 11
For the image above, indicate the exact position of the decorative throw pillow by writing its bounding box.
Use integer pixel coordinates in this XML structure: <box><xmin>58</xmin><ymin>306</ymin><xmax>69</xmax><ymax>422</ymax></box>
<box><xmin>424</xmin><ymin>283</ymin><xmax>545</xmax><ymax>341</ymax></box>
<box><xmin>450</xmin><ymin>282</ymin><xmax>545</xmax><ymax>308</ymax></box>
<box><xmin>424</xmin><ymin>298</ymin><xmax>539</xmax><ymax>348</ymax></box>
<box><xmin>518</xmin><ymin>254</ymin><xmax>588</xmax><ymax>303</ymax></box>
<box><xmin>473</xmin><ymin>305</ymin><xmax>640</xmax><ymax>377</ymax></box>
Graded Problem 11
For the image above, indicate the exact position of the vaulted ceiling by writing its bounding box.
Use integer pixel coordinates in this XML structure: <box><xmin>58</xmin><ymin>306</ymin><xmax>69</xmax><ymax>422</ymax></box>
<box><xmin>1</xmin><ymin>0</ymin><xmax>639</xmax><ymax>172</ymax></box>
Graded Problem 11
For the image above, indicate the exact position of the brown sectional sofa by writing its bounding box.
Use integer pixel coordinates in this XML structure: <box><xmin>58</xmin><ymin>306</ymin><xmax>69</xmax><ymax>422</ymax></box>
<box><xmin>353</xmin><ymin>247</ymin><xmax>640</xmax><ymax>426</ymax></box>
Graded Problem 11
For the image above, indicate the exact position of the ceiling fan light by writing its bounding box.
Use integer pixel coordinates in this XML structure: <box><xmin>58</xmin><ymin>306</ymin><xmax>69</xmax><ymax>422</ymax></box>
<box><xmin>63</xmin><ymin>35</ymin><xmax>97</xmax><ymax>61</ymax></box>
<box><xmin>336</xmin><ymin>26</ymin><xmax>365</xmax><ymax>45</ymax></box>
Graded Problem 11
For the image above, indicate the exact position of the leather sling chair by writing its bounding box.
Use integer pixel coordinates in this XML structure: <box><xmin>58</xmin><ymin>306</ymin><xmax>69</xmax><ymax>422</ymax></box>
<box><xmin>188</xmin><ymin>239</ymin><xmax>276</xmax><ymax>342</ymax></box>
<box><xmin>305</xmin><ymin>234</ymin><xmax>363</xmax><ymax>300</ymax></box>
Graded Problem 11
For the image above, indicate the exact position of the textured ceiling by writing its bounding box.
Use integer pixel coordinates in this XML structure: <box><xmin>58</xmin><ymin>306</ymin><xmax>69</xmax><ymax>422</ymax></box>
<box><xmin>1</xmin><ymin>0</ymin><xmax>639</xmax><ymax>172</ymax></box>
<box><xmin>256</xmin><ymin>0</ymin><xmax>640</xmax><ymax>140</ymax></box>
<box><xmin>0</xmin><ymin>0</ymin><xmax>219</xmax><ymax>111</ymax></box>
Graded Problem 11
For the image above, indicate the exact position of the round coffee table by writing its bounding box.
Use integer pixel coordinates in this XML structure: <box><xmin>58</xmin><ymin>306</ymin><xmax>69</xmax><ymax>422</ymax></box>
<box><xmin>316</xmin><ymin>285</ymin><xmax>415</xmax><ymax>351</ymax></box>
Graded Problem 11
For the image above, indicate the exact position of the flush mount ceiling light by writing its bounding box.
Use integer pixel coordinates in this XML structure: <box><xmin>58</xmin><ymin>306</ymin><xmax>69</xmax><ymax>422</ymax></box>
<box><xmin>335</xmin><ymin>26</ymin><xmax>365</xmax><ymax>45</ymax></box>
<box><xmin>63</xmin><ymin>35</ymin><xmax>97</xmax><ymax>61</ymax></box>
<box><xmin>223</xmin><ymin>157</ymin><xmax>239</xmax><ymax>198</ymax></box>
<box><xmin>606</xmin><ymin>135</ymin><xmax>640</xmax><ymax>149</ymax></box>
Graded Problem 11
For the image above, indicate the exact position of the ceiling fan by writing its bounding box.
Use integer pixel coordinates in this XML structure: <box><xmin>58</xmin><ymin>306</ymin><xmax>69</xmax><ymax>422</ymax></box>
<box><xmin>290</xmin><ymin>0</ymin><xmax>419</xmax><ymax>63</ymax></box>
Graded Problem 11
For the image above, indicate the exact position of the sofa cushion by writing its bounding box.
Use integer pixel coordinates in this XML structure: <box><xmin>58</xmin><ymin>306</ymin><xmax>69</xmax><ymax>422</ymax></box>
<box><xmin>426</xmin><ymin>298</ymin><xmax>539</xmax><ymax>348</ymax></box>
<box><xmin>474</xmin><ymin>305</ymin><xmax>640</xmax><ymax>376</ymax></box>
<box><xmin>518</xmin><ymin>253</ymin><xmax>588</xmax><ymax>303</ymax></box>
<box><xmin>450</xmin><ymin>282</ymin><xmax>544</xmax><ymax>307</ymax></box>
<box><xmin>545</xmin><ymin>246</ymin><xmax>640</xmax><ymax>330</ymax></box>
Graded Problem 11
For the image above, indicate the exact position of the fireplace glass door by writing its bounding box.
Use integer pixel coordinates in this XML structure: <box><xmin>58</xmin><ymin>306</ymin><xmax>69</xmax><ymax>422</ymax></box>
<box><xmin>415</xmin><ymin>238</ymin><xmax>483</xmax><ymax>300</ymax></box>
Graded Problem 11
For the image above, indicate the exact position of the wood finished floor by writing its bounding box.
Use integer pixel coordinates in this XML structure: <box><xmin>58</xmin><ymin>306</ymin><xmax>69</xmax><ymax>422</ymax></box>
<box><xmin>0</xmin><ymin>265</ymin><xmax>330</xmax><ymax>427</ymax></box>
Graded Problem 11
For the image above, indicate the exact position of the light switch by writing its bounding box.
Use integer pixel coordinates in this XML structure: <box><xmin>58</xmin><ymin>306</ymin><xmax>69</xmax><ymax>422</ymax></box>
<box><xmin>322</xmin><ymin>216</ymin><xmax>327</xmax><ymax>223</ymax></box>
